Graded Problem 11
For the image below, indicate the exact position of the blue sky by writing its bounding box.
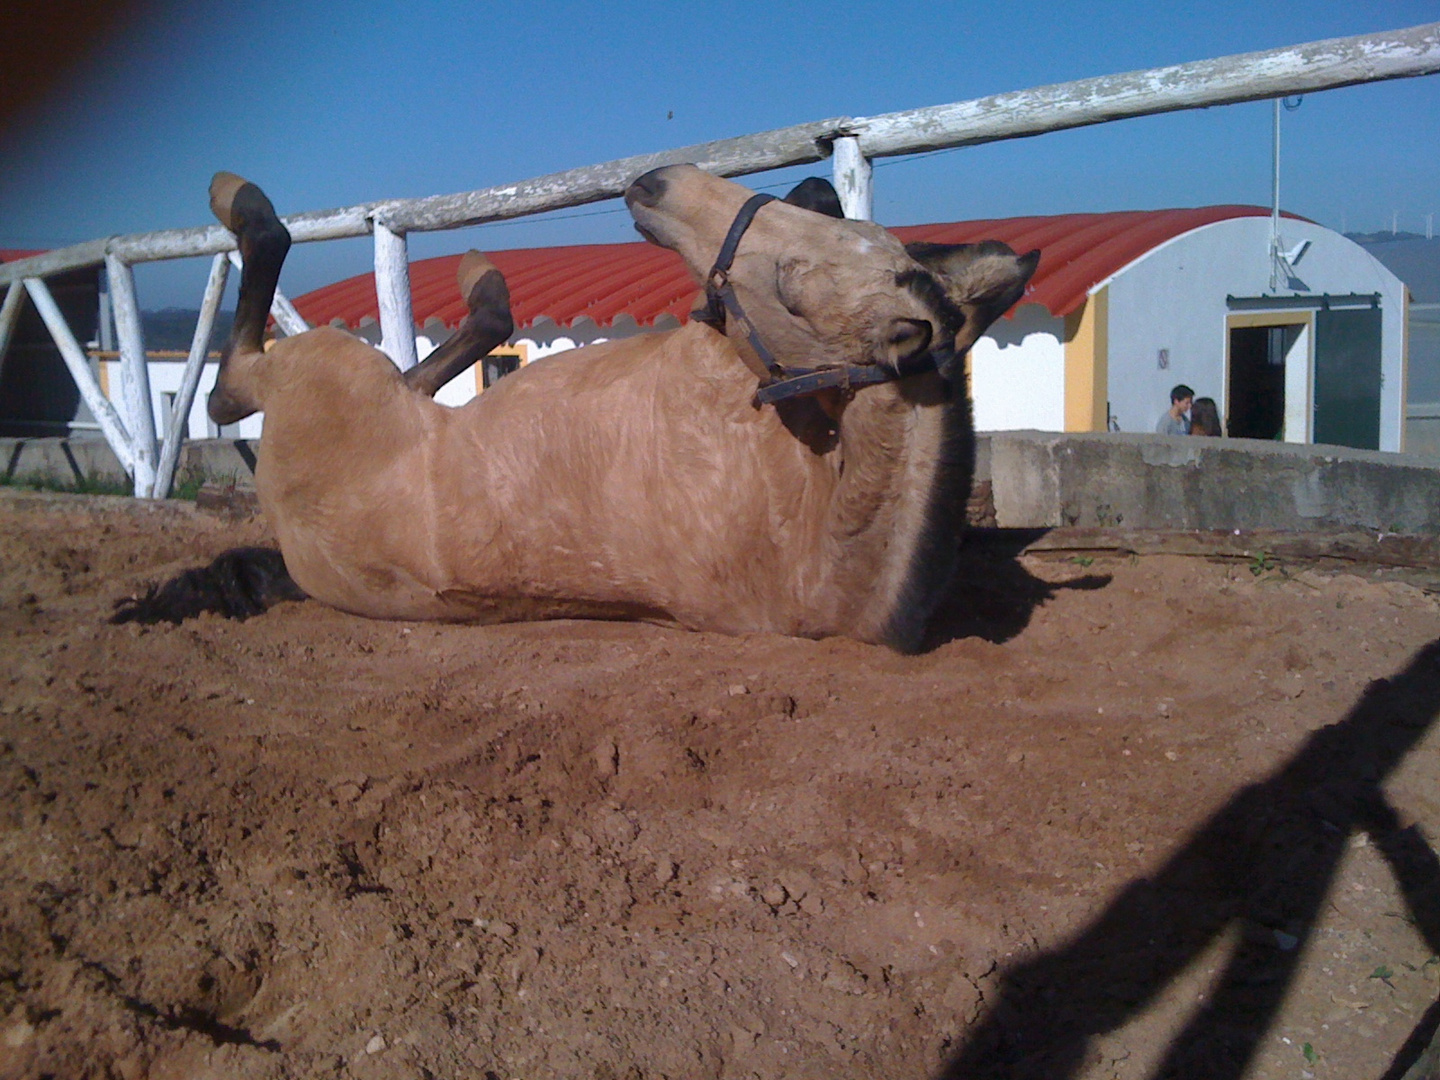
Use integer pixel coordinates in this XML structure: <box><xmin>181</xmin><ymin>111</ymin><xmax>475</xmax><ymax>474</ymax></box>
<box><xmin>1</xmin><ymin>0</ymin><xmax>1436</xmax><ymax>309</ymax></box>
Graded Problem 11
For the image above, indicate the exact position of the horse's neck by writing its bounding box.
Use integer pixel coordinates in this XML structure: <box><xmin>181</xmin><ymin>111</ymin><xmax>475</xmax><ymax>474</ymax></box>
<box><xmin>822</xmin><ymin>373</ymin><xmax>971</xmax><ymax>649</ymax></box>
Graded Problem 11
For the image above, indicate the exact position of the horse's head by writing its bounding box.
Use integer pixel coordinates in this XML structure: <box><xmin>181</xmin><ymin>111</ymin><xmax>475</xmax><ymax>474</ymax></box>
<box><xmin>625</xmin><ymin>164</ymin><xmax>1037</xmax><ymax>384</ymax></box>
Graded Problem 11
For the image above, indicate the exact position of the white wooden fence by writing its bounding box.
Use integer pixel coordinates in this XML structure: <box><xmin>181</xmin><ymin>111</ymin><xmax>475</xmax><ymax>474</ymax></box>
<box><xmin>1</xmin><ymin>22</ymin><xmax>1438</xmax><ymax>497</ymax></box>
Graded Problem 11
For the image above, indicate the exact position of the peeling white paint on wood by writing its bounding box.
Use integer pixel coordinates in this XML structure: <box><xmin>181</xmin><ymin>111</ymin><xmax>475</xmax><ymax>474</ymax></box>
<box><xmin>852</xmin><ymin>23</ymin><xmax>1440</xmax><ymax>157</ymax></box>
<box><xmin>105</xmin><ymin>256</ymin><xmax>158</xmax><ymax>496</ymax></box>
<box><xmin>22</xmin><ymin>278</ymin><xmax>136</xmax><ymax>473</ymax></box>
<box><xmin>0</xmin><ymin>282</ymin><xmax>25</xmax><ymax>384</ymax></box>
<box><xmin>153</xmin><ymin>253</ymin><xmax>229</xmax><ymax>497</ymax></box>
<box><xmin>373</xmin><ymin>220</ymin><xmax>418</xmax><ymax>371</ymax></box>
<box><xmin>831</xmin><ymin>137</ymin><xmax>873</xmax><ymax>221</ymax></box>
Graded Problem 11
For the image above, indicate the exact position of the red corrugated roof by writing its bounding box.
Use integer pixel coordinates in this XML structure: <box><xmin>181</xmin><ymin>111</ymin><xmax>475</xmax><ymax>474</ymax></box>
<box><xmin>0</xmin><ymin>249</ymin><xmax>45</xmax><ymax>263</ymax></box>
<box><xmin>293</xmin><ymin>206</ymin><xmax>1298</xmax><ymax>331</ymax></box>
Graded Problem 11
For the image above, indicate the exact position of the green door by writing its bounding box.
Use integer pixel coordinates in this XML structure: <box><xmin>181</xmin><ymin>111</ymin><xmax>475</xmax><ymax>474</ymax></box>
<box><xmin>1313</xmin><ymin>307</ymin><xmax>1382</xmax><ymax>450</ymax></box>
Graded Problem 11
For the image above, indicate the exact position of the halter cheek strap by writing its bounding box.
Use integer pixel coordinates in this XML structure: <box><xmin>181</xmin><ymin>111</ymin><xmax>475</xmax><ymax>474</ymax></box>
<box><xmin>701</xmin><ymin>193</ymin><xmax>783</xmax><ymax>384</ymax></box>
<box><xmin>700</xmin><ymin>193</ymin><xmax>936</xmax><ymax>407</ymax></box>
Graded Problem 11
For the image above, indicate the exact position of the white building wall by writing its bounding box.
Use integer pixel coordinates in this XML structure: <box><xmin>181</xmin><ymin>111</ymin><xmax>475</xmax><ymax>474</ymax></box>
<box><xmin>1101</xmin><ymin>218</ymin><xmax>1407</xmax><ymax>448</ymax></box>
<box><xmin>969</xmin><ymin>303</ymin><xmax>1065</xmax><ymax>432</ymax></box>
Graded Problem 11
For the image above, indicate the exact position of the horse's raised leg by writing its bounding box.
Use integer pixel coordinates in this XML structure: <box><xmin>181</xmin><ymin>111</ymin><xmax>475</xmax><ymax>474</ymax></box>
<box><xmin>208</xmin><ymin>172</ymin><xmax>291</xmax><ymax>424</ymax></box>
<box><xmin>402</xmin><ymin>251</ymin><xmax>514</xmax><ymax>397</ymax></box>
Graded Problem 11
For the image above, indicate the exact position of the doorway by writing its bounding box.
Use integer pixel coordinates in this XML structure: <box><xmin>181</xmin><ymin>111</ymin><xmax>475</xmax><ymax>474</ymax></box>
<box><xmin>1228</xmin><ymin>326</ymin><xmax>1286</xmax><ymax>439</ymax></box>
<box><xmin>1225</xmin><ymin>311</ymin><xmax>1312</xmax><ymax>443</ymax></box>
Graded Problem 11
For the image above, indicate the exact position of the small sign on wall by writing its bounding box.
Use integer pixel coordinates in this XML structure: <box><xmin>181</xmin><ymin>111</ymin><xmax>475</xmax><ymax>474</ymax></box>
<box><xmin>1157</xmin><ymin>348</ymin><xmax>1170</xmax><ymax>370</ymax></box>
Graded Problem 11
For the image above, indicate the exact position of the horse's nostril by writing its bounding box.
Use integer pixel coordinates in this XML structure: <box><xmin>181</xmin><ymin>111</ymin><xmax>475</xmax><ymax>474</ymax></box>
<box><xmin>626</xmin><ymin>168</ymin><xmax>668</xmax><ymax>208</ymax></box>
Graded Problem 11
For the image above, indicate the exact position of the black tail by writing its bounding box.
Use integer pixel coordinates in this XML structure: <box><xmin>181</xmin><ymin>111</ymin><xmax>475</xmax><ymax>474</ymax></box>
<box><xmin>111</xmin><ymin>547</ymin><xmax>306</xmax><ymax>625</ymax></box>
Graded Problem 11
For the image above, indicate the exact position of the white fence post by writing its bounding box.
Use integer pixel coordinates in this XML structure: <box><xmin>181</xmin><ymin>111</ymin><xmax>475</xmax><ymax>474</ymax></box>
<box><xmin>0</xmin><ymin>283</ymin><xmax>25</xmax><ymax>386</ymax></box>
<box><xmin>152</xmin><ymin>252</ymin><xmax>230</xmax><ymax>498</ymax></box>
<box><xmin>374</xmin><ymin>218</ymin><xmax>418</xmax><ymax>370</ymax></box>
<box><xmin>831</xmin><ymin>136</ymin><xmax>873</xmax><ymax>221</ymax></box>
<box><xmin>105</xmin><ymin>255</ymin><xmax>159</xmax><ymax>497</ymax></box>
<box><xmin>22</xmin><ymin>278</ymin><xmax>136</xmax><ymax>474</ymax></box>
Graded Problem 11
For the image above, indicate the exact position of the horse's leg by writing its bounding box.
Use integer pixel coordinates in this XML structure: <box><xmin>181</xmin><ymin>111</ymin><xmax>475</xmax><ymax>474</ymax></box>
<box><xmin>207</xmin><ymin>172</ymin><xmax>291</xmax><ymax>424</ymax></box>
<box><xmin>403</xmin><ymin>251</ymin><xmax>514</xmax><ymax>397</ymax></box>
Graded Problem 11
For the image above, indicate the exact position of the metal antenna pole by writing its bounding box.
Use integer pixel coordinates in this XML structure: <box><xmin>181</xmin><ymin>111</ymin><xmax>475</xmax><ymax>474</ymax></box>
<box><xmin>1270</xmin><ymin>98</ymin><xmax>1282</xmax><ymax>291</ymax></box>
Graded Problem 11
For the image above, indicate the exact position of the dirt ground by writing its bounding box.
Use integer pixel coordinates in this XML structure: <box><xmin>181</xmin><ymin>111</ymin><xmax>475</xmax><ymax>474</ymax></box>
<box><xmin>1</xmin><ymin>487</ymin><xmax>1438</xmax><ymax>1080</ymax></box>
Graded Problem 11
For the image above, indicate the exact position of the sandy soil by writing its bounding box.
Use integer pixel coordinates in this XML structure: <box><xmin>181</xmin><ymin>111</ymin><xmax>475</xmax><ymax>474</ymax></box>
<box><xmin>1</xmin><ymin>487</ymin><xmax>1438</xmax><ymax>1080</ymax></box>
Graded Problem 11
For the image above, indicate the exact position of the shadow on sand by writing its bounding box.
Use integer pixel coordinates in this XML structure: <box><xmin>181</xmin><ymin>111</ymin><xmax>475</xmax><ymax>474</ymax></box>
<box><xmin>926</xmin><ymin>528</ymin><xmax>1111</xmax><ymax>648</ymax></box>
<box><xmin>938</xmin><ymin>638</ymin><xmax>1440</xmax><ymax>1079</ymax></box>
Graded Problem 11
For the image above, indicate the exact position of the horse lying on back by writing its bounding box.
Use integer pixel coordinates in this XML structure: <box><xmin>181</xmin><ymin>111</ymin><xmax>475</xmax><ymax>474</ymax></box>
<box><xmin>118</xmin><ymin>166</ymin><xmax>1036</xmax><ymax>652</ymax></box>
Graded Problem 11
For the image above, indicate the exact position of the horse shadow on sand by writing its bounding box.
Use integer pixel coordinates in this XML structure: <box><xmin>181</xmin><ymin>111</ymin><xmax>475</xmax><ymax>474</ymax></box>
<box><xmin>110</xmin><ymin>526</ymin><xmax>1104</xmax><ymax>639</ymax></box>
<box><xmin>936</xmin><ymin>637</ymin><xmax>1440</xmax><ymax>1080</ymax></box>
<box><xmin>925</xmin><ymin>528</ymin><xmax>1111</xmax><ymax>647</ymax></box>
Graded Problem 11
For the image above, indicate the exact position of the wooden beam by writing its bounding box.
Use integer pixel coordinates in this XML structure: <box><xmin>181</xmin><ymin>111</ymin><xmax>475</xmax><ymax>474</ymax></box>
<box><xmin>104</xmin><ymin>256</ymin><xmax>159</xmax><ymax>497</ymax></box>
<box><xmin>152</xmin><ymin>253</ymin><xmax>229</xmax><ymax>499</ymax></box>
<box><xmin>377</xmin><ymin>119</ymin><xmax>846</xmax><ymax>234</ymax></box>
<box><xmin>21</xmin><ymin>278</ymin><xmax>135</xmax><ymax>474</ymax></box>
<box><xmin>373</xmin><ymin>219</ymin><xmax>418</xmax><ymax>370</ymax></box>
<box><xmin>853</xmin><ymin>22</ymin><xmax>1440</xmax><ymax>158</ymax></box>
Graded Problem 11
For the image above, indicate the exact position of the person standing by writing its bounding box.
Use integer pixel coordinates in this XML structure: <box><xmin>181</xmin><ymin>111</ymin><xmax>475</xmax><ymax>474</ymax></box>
<box><xmin>1156</xmin><ymin>384</ymin><xmax>1193</xmax><ymax>435</ymax></box>
<box><xmin>1189</xmin><ymin>396</ymin><xmax>1223</xmax><ymax>436</ymax></box>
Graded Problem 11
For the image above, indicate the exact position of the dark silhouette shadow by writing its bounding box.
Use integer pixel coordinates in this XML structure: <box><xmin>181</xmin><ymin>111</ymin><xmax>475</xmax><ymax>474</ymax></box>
<box><xmin>939</xmin><ymin>638</ymin><xmax>1440</xmax><ymax>1080</ymax></box>
<box><xmin>926</xmin><ymin>528</ymin><xmax>1111</xmax><ymax>647</ymax></box>
<box><xmin>110</xmin><ymin>547</ymin><xmax>305</xmax><ymax>624</ymax></box>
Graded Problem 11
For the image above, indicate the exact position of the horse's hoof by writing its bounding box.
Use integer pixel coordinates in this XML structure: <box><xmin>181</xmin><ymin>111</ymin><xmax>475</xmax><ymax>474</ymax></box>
<box><xmin>458</xmin><ymin>253</ymin><xmax>511</xmax><ymax>321</ymax></box>
<box><xmin>209</xmin><ymin>172</ymin><xmax>252</xmax><ymax>232</ymax></box>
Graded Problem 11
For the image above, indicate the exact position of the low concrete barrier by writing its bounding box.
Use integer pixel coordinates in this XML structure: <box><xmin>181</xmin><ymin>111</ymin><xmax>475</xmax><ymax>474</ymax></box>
<box><xmin>1</xmin><ymin>436</ymin><xmax>256</xmax><ymax>492</ymax></box>
<box><xmin>982</xmin><ymin>431</ymin><xmax>1440</xmax><ymax>532</ymax></box>
<box><xmin>4</xmin><ymin>432</ymin><xmax>1439</xmax><ymax>533</ymax></box>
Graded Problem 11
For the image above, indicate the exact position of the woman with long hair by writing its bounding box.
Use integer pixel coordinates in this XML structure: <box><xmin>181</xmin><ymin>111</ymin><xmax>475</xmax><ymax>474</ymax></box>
<box><xmin>1190</xmin><ymin>396</ymin><xmax>1223</xmax><ymax>436</ymax></box>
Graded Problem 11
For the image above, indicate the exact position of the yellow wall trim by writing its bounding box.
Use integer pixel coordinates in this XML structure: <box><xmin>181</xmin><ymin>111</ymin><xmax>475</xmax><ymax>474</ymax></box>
<box><xmin>1063</xmin><ymin>287</ymin><xmax>1108</xmax><ymax>432</ymax></box>
<box><xmin>474</xmin><ymin>342</ymin><xmax>531</xmax><ymax>394</ymax></box>
<box><xmin>1226</xmin><ymin>311</ymin><xmax>1312</xmax><ymax>329</ymax></box>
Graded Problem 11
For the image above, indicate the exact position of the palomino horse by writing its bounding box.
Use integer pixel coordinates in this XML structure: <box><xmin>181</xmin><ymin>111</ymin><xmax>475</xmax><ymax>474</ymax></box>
<box><xmin>170</xmin><ymin>167</ymin><xmax>1035</xmax><ymax>651</ymax></box>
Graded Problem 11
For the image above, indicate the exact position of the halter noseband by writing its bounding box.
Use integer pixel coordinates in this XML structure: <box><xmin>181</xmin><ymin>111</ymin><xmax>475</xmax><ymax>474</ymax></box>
<box><xmin>701</xmin><ymin>193</ymin><xmax>933</xmax><ymax>407</ymax></box>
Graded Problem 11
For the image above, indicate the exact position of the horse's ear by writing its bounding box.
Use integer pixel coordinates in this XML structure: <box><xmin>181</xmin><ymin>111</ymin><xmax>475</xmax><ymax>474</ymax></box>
<box><xmin>907</xmin><ymin>241</ymin><xmax>1040</xmax><ymax>353</ymax></box>
<box><xmin>783</xmin><ymin>177</ymin><xmax>845</xmax><ymax>219</ymax></box>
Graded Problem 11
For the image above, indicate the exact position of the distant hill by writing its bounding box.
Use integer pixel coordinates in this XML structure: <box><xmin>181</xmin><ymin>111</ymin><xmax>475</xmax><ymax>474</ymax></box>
<box><xmin>1347</xmin><ymin>234</ymin><xmax>1440</xmax><ymax>304</ymax></box>
<box><xmin>139</xmin><ymin>308</ymin><xmax>235</xmax><ymax>351</ymax></box>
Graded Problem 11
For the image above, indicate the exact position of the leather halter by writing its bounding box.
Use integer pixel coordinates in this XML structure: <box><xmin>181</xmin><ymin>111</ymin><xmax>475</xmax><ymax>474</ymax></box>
<box><xmin>700</xmin><ymin>193</ymin><xmax>932</xmax><ymax>407</ymax></box>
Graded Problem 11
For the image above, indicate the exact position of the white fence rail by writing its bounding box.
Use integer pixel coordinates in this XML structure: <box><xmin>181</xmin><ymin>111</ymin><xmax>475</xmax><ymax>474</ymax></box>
<box><xmin>1</xmin><ymin>21</ymin><xmax>1437</xmax><ymax>497</ymax></box>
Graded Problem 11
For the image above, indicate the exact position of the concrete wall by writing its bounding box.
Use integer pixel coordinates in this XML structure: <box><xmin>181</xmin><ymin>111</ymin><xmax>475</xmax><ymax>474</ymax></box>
<box><xmin>984</xmin><ymin>430</ymin><xmax>1440</xmax><ymax>531</ymax></box>
<box><xmin>1407</xmin><ymin>405</ymin><xmax>1440</xmax><ymax>459</ymax></box>
<box><xmin>2</xmin><ymin>436</ymin><xmax>256</xmax><ymax>490</ymax></box>
<box><xmin>6</xmin><ymin>430</ymin><xmax>1440</xmax><ymax>533</ymax></box>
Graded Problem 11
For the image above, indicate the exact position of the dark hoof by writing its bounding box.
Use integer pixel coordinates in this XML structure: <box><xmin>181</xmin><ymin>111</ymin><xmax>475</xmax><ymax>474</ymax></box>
<box><xmin>457</xmin><ymin>251</ymin><xmax>497</xmax><ymax>299</ymax></box>
<box><xmin>207</xmin><ymin>385</ymin><xmax>254</xmax><ymax>426</ymax></box>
